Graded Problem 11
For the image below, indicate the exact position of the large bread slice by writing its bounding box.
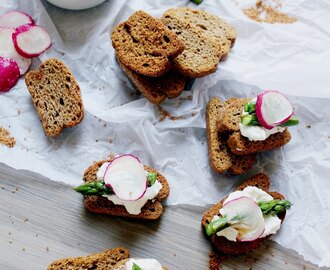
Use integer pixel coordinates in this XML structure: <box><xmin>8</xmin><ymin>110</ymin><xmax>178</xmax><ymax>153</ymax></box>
<box><xmin>216</xmin><ymin>97</ymin><xmax>292</xmax><ymax>155</ymax></box>
<box><xmin>206</xmin><ymin>97</ymin><xmax>256</xmax><ymax>174</ymax></box>
<box><xmin>47</xmin><ymin>247</ymin><xmax>129</xmax><ymax>270</ymax></box>
<box><xmin>201</xmin><ymin>173</ymin><xmax>286</xmax><ymax>255</ymax></box>
<box><xmin>111</xmin><ymin>11</ymin><xmax>184</xmax><ymax>77</ymax></box>
<box><xmin>25</xmin><ymin>58</ymin><xmax>84</xmax><ymax>137</ymax></box>
<box><xmin>83</xmin><ymin>158</ymin><xmax>170</xmax><ymax>220</ymax></box>
<box><xmin>164</xmin><ymin>8</ymin><xmax>236</xmax><ymax>61</ymax></box>
<box><xmin>113</xmin><ymin>258</ymin><xmax>168</xmax><ymax>270</ymax></box>
<box><xmin>162</xmin><ymin>12</ymin><xmax>222</xmax><ymax>78</ymax></box>
<box><xmin>117</xmin><ymin>56</ymin><xmax>186</xmax><ymax>105</ymax></box>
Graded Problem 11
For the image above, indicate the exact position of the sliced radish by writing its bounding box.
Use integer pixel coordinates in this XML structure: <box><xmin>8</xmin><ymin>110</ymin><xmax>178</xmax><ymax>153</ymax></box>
<box><xmin>221</xmin><ymin>196</ymin><xmax>265</xmax><ymax>242</ymax></box>
<box><xmin>255</xmin><ymin>90</ymin><xmax>293</xmax><ymax>129</ymax></box>
<box><xmin>0</xmin><ymin>11</ymin><xmax>33</xmax><ymax>29</ymax></box>
<box><xmin>104</xmin><ymin>154</ymin><xmax>147</xmax><ymax>201</ymax></box>
<box><xmin>0</xmin><ymin>57</ymin><xmax>20</xmax><ymax>92</ymax></box>
<box><xmin>12</xmin><ymin>24</ymin><xmax>52</xmax><ymax>58</ymax></box>
<box><xmin>0</xmin><ymin>28</ymin><xmax>31</xmax><ymax>74</ymax></box>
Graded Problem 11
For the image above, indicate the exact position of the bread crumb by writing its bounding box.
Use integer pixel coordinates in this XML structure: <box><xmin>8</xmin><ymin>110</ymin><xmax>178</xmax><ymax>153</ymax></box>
<box><xmin>0</xmin><ymin>126</ymin><xmax>16</xmax><ymax>148</ymax></box>
<box><xmin>1</xmin><ymin>186</ymin><xmax>5</xmax><ymax>190</ymax></box>
<box><xmin>157</xmin><ymin>106</ymin><xmax>185</xmax><ymax>122</ymax></box>
<box><xmin>22</xmin><ymin>248</ymin><xmax>26</xmax><ymax>251</ymax></box>
<box><xmin>306</xmin><ymin>125</ymin><xmax>311</xmax><ymax>128</ymax></box>
<box><xmin>46</xmin><ymin>246</ymin><xmax>49</xmax><ymax>252</ymax></box>
<box><xmin>243</xmin><ymin>0</ymin><xmax>297</xmax><ymax>24</ymax></box>
<box><xmin>24</xmin><ymin>217</ymin><xmax>29</xmax><ymax>222</ymax></box>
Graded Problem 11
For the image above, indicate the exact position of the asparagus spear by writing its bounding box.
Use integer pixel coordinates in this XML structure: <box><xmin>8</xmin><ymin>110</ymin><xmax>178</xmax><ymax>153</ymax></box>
<box><xmin>191</xmin><ymin>0</ymin><xmax>203</xmax><ymax>4</ymax></box>
<box><xmin>205</xmin><ymin>199</ymin><xmax>291</xmax><ymax>237</ymax></box>
<box><xmin>132</xmin><ymin>263</ymin><xmax>143</xmax><ymax>270</ymax></box>
<box><xmin>74</xmin><ymin>173</ymin><xmax>158</xmax><ymax>195</ymax></box>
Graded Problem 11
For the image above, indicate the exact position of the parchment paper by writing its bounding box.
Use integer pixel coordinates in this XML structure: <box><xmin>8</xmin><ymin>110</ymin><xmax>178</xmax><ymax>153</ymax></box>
<box><xmin>1</xmin><ymin>0</ymin><xmax>330</xmax><ymax>267</ymax></box>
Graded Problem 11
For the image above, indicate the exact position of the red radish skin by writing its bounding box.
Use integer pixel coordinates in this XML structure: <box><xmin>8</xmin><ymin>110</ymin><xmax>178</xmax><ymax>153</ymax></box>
<box><xmin>0</xmin><ymin>28</ymin><xmax>31</xmax><ymax>74</ymax></box>
<box><xmin>222</xmin><ymin>196</ymin><xmax>265</xmax><ymax>242</ymax></box>
<box><xmin>256</xmin><ymin>90</ymin><xmax>293</xmax><ymax>129</ymax></box>
<box><xmin>12</xmin><ymin>24</ymin><xmax>52</xmax><ymax>58</ymax></box>
<box><xmin>103</xmin><ymin>154</ymin><xmax>148</xmax><ymax>201</ymax></box>
<box><xmin>0</xmin><ymin>57</ymin><xmax>20</xmax><ymax>92</ymax></box>
<box><xmin>0</xmin><ymin>11</ymin><xmax>33</xmax><ymax>29</ymax></box>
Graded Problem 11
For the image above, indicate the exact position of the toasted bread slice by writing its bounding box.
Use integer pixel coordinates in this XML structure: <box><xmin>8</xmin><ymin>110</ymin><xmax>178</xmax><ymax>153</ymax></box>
<box><xmin>162</xmin><ymin>12</ymin><xmax>222</xmax><ymax>78</ymax></box>
<box><xmin>113</xmin><ymin>258</ymin><xmax>168</xmax><ymax>270</ymax></box>
<box><xmin>206</xmin><ymin>97</ymin><xmax>256</xmax><ymax>174</ymax></box>
<box><xmin>47</xmin><ymin>247</ymin><xmax>129</xmax><ymax>270</ymax></box>
<box><xmin>25</xmin><ymin>58</ymin><xmax>84</xmax><ymax>137</ymax></box>
<box><xmin>216</xmin><ymin>97</ymin><xmax>292</xmax><ymax>155</ymax></box>
<box><xmin>202</xmin><ymin>173</ymin><xmax>286</xmax><ymax>255</ymax></box>
<box><xmin>82</xmin><ymin>158</ymin><xmax>170</xmax><ymax>220</ymax></box>
<box><xmin>164</xmin><ymin>8</ymin><xmax>236</xmax><ymax>61</ymax></box>
<box><xmin>111</xmin><ymin>11</ymin><xmax>184</xmax><ymax>77</ymax></box>
<box><xmin>117</xmin><ymin>56</ymin><xmax>186</xmax><ymax>105</ymax></box>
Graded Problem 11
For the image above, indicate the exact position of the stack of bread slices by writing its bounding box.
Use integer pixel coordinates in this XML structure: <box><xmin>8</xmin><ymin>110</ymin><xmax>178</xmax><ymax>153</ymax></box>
<box><xmin>111</xmin><ymin>8</ymin><xmax>236</xmax><ymax>104</ymax></box>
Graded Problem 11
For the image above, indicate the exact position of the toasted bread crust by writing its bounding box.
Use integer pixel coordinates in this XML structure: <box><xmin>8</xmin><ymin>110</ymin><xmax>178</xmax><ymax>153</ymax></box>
<box><xmin>112</xmin><ymin>11</ymin><xmax>184</xmax><ymax>77</ymax></box>
<box><xmin>47</xmin><ymin>247</ymin><xmax>129</xmax><ymax>270</ymax></box>
<box><xmin>82</xmin><ymin>158</ymin><xmax>170</xmax><ymax>220</ymax></box>
<box><xmin>25</xmin><ymin>58</ymin><xmax>84</xmax><ymax>137</ymax></box>
<box><xmin>202</xmin><ymin>173</ymin><xmax>286</xmax><ymax>255</ymax></box>
<box><xmin>206</xmin><ymin>97</ymin><xmax>256</xmax><ymax>174</ymax></box>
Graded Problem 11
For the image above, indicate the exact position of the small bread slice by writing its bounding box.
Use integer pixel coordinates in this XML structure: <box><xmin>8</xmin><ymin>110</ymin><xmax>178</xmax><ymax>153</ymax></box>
<box><xmin>216</xmin><ymin>97</ymin><xmax>292</xmax><ymax>155</ymax></box>
<box><xmin>117</xmin><ymin>56</ymin><xmax>186</xmax><ymax>105</ymax></box>
<box><xmin>206</xmin><ymin>97</ymin><xmax>256</xmax><ymax>174</ymax></box>
<box><xmin>162</xmin><ymin>12</ymin><xmax>222</xmax><ymax>78</ymax></box>
<box><xmin>201</xmin><ymin>173</ymin><xmax>286</xmax><ymax>255</ymax></box>
<box><xmin>113</xmin><ymin>259</ymin><xmax>168</xmax><ymax>270</ymax></box>
<box><xmin>47</xmin><ymin>247</ymin><xmax>129</xmax><ymax>270</ymax></box>
<box><xmin>25</xmin><ymin>58</ymin><xmax>84</xmax><ymax>137</ymax></box>
<box><xmin>164</xmin><ymin>8</ymin><xmax>236</xmax><ymax>61</ymax></box>
<box><xmin>111</xmin><ymin>10</ymin><xmax>184</xmax><ymax>77</ymax></box>
<box><xmin>82</xmin><ymin>158</ymin><xmax>170</xmax><ymax>220</ymax></box>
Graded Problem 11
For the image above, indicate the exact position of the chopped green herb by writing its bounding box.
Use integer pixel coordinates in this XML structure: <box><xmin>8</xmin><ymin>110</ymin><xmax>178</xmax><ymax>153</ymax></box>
<box><xmin>191</xmin><ymin>0</ymin><xmax>203</xmax><ymax>4</ymax></box>
<box><xmin>147</xmin><ymin>172</ymin><xmax>157</xmax><ymax>187</ymax></box>
<box><xmin>132</xmin><ymin>262</ymin><xmax>143</xmax><ymax>270</ymax></box>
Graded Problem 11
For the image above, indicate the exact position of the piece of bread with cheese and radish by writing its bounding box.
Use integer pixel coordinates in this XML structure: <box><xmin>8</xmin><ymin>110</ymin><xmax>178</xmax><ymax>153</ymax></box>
<box><xmin>201</xmin><ymin>173</ymin><xmax>291</xmax><ymax>266</ymax></box>
<box><xmin>47</xmin><ymin>247</ymin><xmax>168</xmax><ymax>270</ymax></box>
<box><xmin>206</xmin><ymin>90</ymin><xmax>298</xmax><ymax>174</ymax></box>
<box><xmin>74</xmin><ymin>154</ymin><xmax>170</xmax><ymax>220</ymax></box>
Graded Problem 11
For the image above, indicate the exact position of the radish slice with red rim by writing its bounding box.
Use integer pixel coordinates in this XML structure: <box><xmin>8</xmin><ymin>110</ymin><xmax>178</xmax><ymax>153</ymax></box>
<box><xmin>222</xmin><ymin>196</ymin><xmax>265</xmax><ymax>242</ymax></box>
<box><xmin>12</xmin><ymin>24</ymin><xmax>52</xmax><ymax>58</ymax></box>
<box><xmin>0</xmin><ymin>57</ymin><xmax>20</xmax><ymax>92</ymax></box>
<box><xmin>0</xmin><ymin>28</ymin><xmax>31</xmax><ymax>74</ymax></box>
<box><xmin>104</xmin><ymin>154</ymin><xmax>148</xmax><ymax>201</ymax></box>
<box><xmin>255</xmin><ymin>90</ymin><xmax>293</xmax><ymax>129</ymax></box>
<box><xmin>0</xmin><ymin>11</ymin><xmax>33</xmax><ymax>28</ymax></box>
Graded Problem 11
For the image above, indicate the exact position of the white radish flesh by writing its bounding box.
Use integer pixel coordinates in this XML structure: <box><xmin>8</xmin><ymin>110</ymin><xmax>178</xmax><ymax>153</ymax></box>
<box><xmin>0</xmin><ymin>57</ymin><xmax>20</xmax><ymax>92</ymax></box>
<box><xmin>0</xmin><ymin>28</ymin><xmax>31</xmax><ymax>74</ymax></box>
<box><xmin>256</xmin><ymin>90</ymin><xmax>293</xmax><ymax>129</ymax></box>
<box><xmin>0</xmin><ymin>10</ymin><xmax>33</xmax><ymax>28</ymax></box>
<box><xmin>222</xmin><ymin>196</ymin><xmax>265</xmax><ymax>242</ymax></box>
<box><xmin>104</xmin><ymin>154</ymin><xmax>147</xmax><ymax>201</ymax></box>
<box><xmin>13</xmin><ymin>24</ymin><xmax>52</xmax><ymax>58</ymax></box>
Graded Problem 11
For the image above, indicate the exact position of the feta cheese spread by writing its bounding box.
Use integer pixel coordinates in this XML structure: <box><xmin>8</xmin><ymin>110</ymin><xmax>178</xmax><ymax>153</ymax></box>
<box><xmin>115</xmin><ymin>258</ymin><xmax>163</xmax><ymax>270</ymax></box>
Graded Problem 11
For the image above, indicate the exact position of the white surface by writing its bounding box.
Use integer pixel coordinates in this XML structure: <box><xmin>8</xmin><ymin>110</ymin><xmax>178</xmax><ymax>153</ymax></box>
<box><xmin>0</xmin><ymin>0</ymin><xmax>330</xmax><ymax>267</ymax></box>
<box><xmin>45</xmin><ymin>0</ymin><xmax>106</xmax><ymax>10</ymax></box>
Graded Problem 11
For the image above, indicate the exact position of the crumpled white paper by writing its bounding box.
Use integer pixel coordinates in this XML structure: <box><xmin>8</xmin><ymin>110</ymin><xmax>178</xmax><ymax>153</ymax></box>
<box><xmin>1</xmin><ymin>0</ymin><xmax>330</xmax><ymax>267</ymax></box>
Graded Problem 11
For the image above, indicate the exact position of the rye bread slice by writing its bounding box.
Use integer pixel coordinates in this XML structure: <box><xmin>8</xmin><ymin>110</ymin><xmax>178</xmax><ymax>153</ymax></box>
<box><xmin>162</xmin><ymin>12</ymin><xmax>222</xmax><ymax>78</ymax></box>
<box><xmin>117</xmin><ymin>56</ymin><xmax>186</xmax><ymax>105</ymax></box>
<box><xmin>47</xmin><ymin>247</ymin><xmax>129</xmax><ymax>270</ymax></box>
<box><xmin>165</xmin><ymin>8</ymin><xmax>236</xmax><ymax>61</ymax></box>
<box><xmin>83</xmin><ymin>158</ymin><xmax>170</xmax><ymax>220</ymax></box>
<box><xmin>25</xmin><ymin>58</ymin><xmax>84</xmax><ymax>137</ymax></box>
<box><xmin>201</xmin><ymin>173</ymin><xmax>286</xmax><ymax>256</ymax></box>
<box><xmin>111</xmin><ymin>10</ymin><xmax>184</xmax><ymax>77</ymax></box>
<box><xmin>206</xmin><ymin>97</ymin><xmax>256</xmax><ymax>174</ymax></box>
<box><xmin>113</xmin><ymin>258</ymin><xmax>168</xmax><ymax>270</ymax></box>
<box><xmin>227</xmin><ymin>129</ymin><xmax>292</xmax><ymax>156</ymax></box>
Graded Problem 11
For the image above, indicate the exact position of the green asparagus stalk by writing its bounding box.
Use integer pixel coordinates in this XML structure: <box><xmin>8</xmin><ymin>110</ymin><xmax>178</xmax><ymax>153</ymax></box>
<box><xmin>190</xmin><ymin>0</ymin><xmax>203</xmax><ymax>4</ymax></box>
<box><xmin>205</xmin><ymin>199</ymin><xmax>291</xmax><ymax>237</ymax></box>
<box><xmin>244</xmin><ymin>101</ymin><xmax>256</xmax><ymax>113</ymax></box>
<box><xmin>132</xmin><ymin>263</ymin><xmax>143</xmax><ymax>270</ymax></box>
<box><xmin>147</xmin><ymin>172</ymin><xmax>157</xmax><ymax>187</ymax></box>
<box><xmin>241</xmin><ymin>114</ymin><xmax>260</xmax><ymax>126</ymax></box>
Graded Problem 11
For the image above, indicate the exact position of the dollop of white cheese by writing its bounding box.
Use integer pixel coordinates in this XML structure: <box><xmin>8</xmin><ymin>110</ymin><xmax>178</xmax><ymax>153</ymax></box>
<box><xmin>96</xmin><ymin>162</ymin><xmax>110</xmax><ymax>181</ymax></box>
<box><xmin>115</xmin><ymin>258</ymin><xmax>163</xmax><ymax>270</ymax></box>
<box><xmin>239</xmin><ymin>123</ymin><xmax>285</xmax><ymax>141</ymax></box>
<box><xmin>103</xmin><ymin>180</ymin><xmax>162</xmax><ymax>215</ymax></box>
<box><xmin>215</xmin><ymin>186</ymin><xmax>282</xmax><ymax>241</ymax></box>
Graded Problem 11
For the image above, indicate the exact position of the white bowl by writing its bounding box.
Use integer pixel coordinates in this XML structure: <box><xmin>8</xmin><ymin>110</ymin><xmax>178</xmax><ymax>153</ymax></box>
<box><xmin>46</xmin><ymin>0</ymin><xmax>106</xmax><ymax>10</ymax></box>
